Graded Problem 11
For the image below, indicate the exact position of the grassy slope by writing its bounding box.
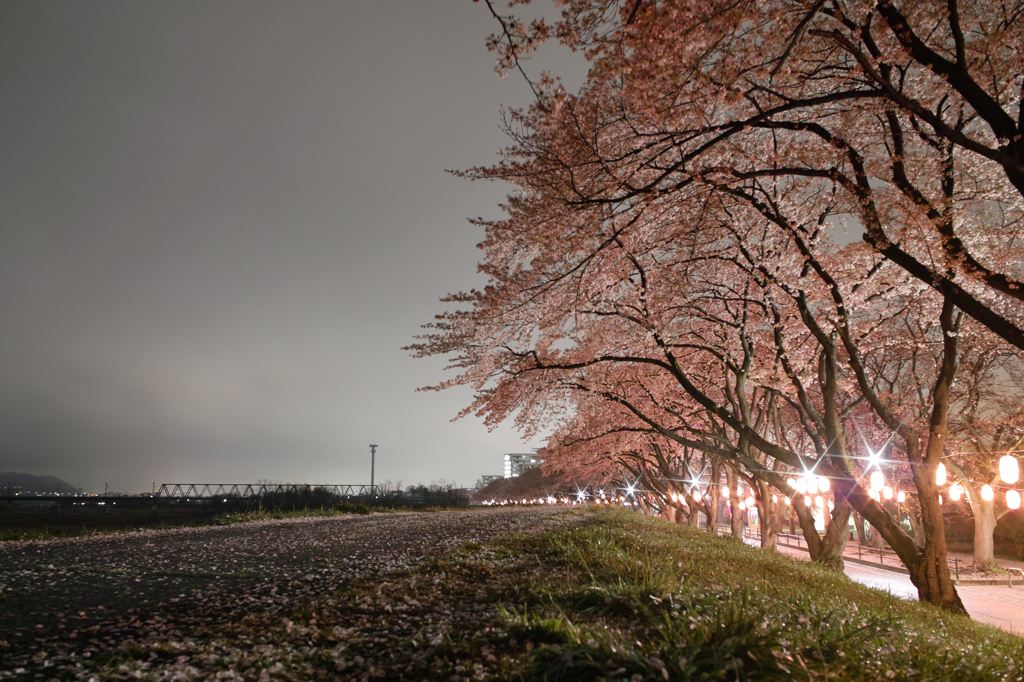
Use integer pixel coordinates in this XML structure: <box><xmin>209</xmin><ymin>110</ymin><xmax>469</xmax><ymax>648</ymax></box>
<box><xmin>494</xmin><ymin>509</ymin><xmax>1023</xmax><ymax>681</ymax></box>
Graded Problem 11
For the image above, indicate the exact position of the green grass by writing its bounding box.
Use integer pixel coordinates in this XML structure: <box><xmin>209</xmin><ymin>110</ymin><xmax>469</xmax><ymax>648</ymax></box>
<box><xmin>493</xmin><ymin>509</ymin><xmax>1023</xmax><ymax>681</ymax></box>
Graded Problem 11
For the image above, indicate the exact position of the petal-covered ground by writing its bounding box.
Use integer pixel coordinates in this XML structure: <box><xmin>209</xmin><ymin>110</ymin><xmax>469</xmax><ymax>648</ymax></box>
<box><xmin>0</xmin><ymin>508</ymin><xmax>570</xmax><ymax>680</ymax></box>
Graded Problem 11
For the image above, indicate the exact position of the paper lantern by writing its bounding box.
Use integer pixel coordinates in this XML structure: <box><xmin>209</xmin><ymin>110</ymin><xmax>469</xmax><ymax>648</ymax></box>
<box><xmin>981</xmin><ymin>484</ymin><xmax>994</xmax><ymax>501</ymax></box>
<box><xmin>936</xmin><ymin>462</ymin><xmax>947</xmax><ymax>486</ymax></box>
<box><xmin>949</xmin><ymin>484</ymin><xmax>962</xmax><ymax>502</ymax></box>
<box><xmin>1000</xmin><ymin>455</ymin><xmax>1020</xmax><ymax>484</ymax></box>
<box><xmin>870</xmin><ymin>470</ymin><xmax>885</xmax><ymax>492</ymax></box>
<box><xmin>897</xmin><ymin>491</ymin><xmax>906</xmax><ymax>503</ymax></box>
<box><xmin>819</xmin><ymin>476</ymin><xmax>830</xmax><ymax>492</ymax></box>
<box><xmin>882</xmin><ymin>486</ymin><xmax>893</xmax><ymax>500</ymax></box>
<box><xmin>1007</xmin><ymin>490</ymin><xmax>1021</xmax><ymax>510</ymax></box>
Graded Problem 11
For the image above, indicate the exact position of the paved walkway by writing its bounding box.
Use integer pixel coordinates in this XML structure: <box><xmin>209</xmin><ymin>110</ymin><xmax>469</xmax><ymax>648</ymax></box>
<box><xmin>777</xmin><ymin>544</ymin><xmax>1024</xmax><ymax>635</ymax></box>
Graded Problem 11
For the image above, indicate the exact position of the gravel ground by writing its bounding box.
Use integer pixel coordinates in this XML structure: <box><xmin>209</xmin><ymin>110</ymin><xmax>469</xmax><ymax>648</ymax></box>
<box><xmin>0</xmin><ymin>507</ymin><xmax>568</xmax><ymax>680</ymax></box>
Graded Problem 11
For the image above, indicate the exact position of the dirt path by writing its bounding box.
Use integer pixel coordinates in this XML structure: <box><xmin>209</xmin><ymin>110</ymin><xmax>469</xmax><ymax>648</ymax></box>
<box><xmin>0</xmin><ymin>508</ymin><xmax>565</xmax><ymax>678</ymax></box>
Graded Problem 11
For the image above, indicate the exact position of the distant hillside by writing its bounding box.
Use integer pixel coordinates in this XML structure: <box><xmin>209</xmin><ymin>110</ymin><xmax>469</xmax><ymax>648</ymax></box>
<box><xmin>0</xmin><ymin>472</ymin><xmax>83</xmax><ymax>495</ymax></box>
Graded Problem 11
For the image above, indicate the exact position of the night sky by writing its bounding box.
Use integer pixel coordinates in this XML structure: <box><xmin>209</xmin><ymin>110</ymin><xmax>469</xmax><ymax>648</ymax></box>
<box><xmin>0</xmin><ymin>1</ymin><xmax>587</xmax><ymax>493</ymax></box>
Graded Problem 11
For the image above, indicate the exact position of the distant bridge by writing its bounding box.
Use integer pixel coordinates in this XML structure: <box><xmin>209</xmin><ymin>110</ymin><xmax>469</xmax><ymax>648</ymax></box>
<box><xmin>154</xmin><ymin>483</ymin><xmax>379</xmax><ymax>499</ymax></box>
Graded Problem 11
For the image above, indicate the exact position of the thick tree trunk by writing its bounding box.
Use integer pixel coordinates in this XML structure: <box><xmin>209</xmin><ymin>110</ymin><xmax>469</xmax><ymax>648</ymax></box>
<box><xmin>973</xmin><ymin>501</ymin><xmax>997</xmax><ymax>567</ymax></box>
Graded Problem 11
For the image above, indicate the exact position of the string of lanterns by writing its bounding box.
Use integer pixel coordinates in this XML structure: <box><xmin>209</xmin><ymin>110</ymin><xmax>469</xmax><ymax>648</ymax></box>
<box><xmin>866</xmin><ymin>455</ymin><xmax>1021</xmax><ymax>510</ymax></box>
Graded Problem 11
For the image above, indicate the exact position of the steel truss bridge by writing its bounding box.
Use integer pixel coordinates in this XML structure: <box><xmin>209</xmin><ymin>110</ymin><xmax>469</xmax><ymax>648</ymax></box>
<box><xmin>154</xmin><ymin>483</ymin><xmax>379</xmax><ymax>499</ymax></box>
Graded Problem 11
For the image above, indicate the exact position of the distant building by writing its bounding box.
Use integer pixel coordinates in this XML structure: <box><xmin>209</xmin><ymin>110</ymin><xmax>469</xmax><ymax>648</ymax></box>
<box><xmin>476</xmin><ymin>475</ymin><xmax>502</xmax><ymax>490</ymax></box>
<box><xmin>503</xmin><ymin>453</ymin><xmax>542</xmax><ymax>478</ymax></box>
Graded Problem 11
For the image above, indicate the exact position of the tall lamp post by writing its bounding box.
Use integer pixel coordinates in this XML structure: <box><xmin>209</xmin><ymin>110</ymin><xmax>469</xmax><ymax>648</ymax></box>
<box><xmin>369</xmin><ymin>444</ymin><xmax>378</xmax><ymax>496</ymax></box>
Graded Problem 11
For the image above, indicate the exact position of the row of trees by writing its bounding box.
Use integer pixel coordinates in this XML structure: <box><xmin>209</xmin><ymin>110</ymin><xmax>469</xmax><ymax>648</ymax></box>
<box><xmin>412</xmin><ymin>0</ymin><xmax>1024</xmax><ymax>613</ymax></box>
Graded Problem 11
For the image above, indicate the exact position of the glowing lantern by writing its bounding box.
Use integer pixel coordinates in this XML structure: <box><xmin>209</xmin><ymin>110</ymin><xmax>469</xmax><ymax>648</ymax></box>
<box><xmin>795</xmin><ymin>478</ymin><xmax>807</xmax><ymax>494</ymax></box>
<box><xmin>1007</xmin><ymin>490</ymin><xmax>1021</xmax><ymax>510</ymax></box>
<box><xmin>671</xmin><ymin>492</ymin><xmax>678</xmax><ymax>503</ymax></box>
<box><xmin>806</xmin><ymin>476</ymin><xmax>819</xmax><ymax>495</ymax></box>
<box><xmin>882</xmin><ymin>486</ymin><xmax>893</xmax><ymax>500</ymax></box>
<box><xmin>721</xmin><ymin>486</ymin><xmax>730</xmax><ymax>498</ymax></box>
<box><xmin>819</xmin><ymin>476</ymin><xmax>830</xmax><ymax>492</ymax></box>
<box><xmin>815</xmin><ymin>496</ymin><xmax>824</xmax><ymax>508</ymax></box>
<box><xmin>1000</xmin><ymin>455</ymin><xmax>1020</xmax><ymax>484</ymax></box>
<box><xmin>868</xmin><ymin>489</ymin><xmax>880</xmax><ymax>501</ymax></box>
<box><xmin>746</xmin><ymin>496</ymin><xmax>755</xmax><ymax>508</ymax></box>
<box><xmin>803</xmin><ymin>495</ymin><xmax>812</xmax><ymax>507</ymax></box>
<box><xmin>786</xmin><ymin>477</ymin><xmax>797</xmax><ymax>489</ymax></box>
<box><xmin>936</xmin><ymin>462</ymin><xmax>947</xmax><ymax>486</ymax></box>
<box><xmin>949</xmin><ymin>484</ymin><xmax>962</xmax><ymax>502</ymax></box>
<box><xmin>938</xmin><ymin>494</ymin><xmax>943</xmax><ymax>505</ymax></box>
<box><xmin>772</xmin><ymin>494</ymin><xmax>778</xmax><ymax>503</ymax></box>
<box><xmin>870</xmin><ymin>470</ymin><xmax>885</xmax><ymax>492</ymax></box>
<box><xmin>897</xmin><ymin>491</ymin><xmax>906</xmax><ymax>503</ymax></box>
<box><xmin>981</xmin><ymin>484</ymin><xmax>994</xmax><ymax>502</ymax></box>
<box><xmin>784</xmin><ymin>496</ymin><xmax>791</xmax><ymax>505</ymax></box>
<box><xmin>738</xmin><ymin>502</ymin><xmax>746</xmax><ymax>511</ymax></box>
<box><xmin>693</xmin><ymin>489</ymin><xmax>703</xmax><ymax>502</ymax></box>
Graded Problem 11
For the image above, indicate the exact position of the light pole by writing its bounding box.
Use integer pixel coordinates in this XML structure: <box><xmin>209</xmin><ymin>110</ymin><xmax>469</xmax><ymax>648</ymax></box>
<box><xmin>369</xmin><ymin>444</ymin><xmax>377</xmax><ymax>496</ymax></box>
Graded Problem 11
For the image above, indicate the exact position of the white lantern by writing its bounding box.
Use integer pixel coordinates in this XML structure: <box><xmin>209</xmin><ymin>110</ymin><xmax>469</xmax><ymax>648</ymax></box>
<box><xmin>818</xmin><ymin>476</ymin><xmax>830</xmax><ymax>492</ymax></box>
<box><xmin>981</xmin><ymin>484</ymin><xmax>994</xmax><ymax>501</ymax></box>
<box><xmin>936</xmin><ymin>462</ymin><xmax>947</xmax><ymax>486</ymax></box>
<box><xmin>949</xmin><ymin>484</ymin><xmax>962</xmax><ymax>502</ymax></box>
<box><xmin>868</xmin><ymin>489</ymin><xmax>880</xmax><ymax>501</ymax></box>
<box><xmin>738</xmin><ymin>502</ymin><xmax>746</xmax><ymax>511</ymax></box>
<box><xmin>772</xmin><ymin>494</ymin><xmax>778</xmax><ymax>503</ymax></box>
<box><xmin>806</xmin><ymin>476</ymin><xmax>819</xmax><ymax>494</ymax></box>
<box><xmin>1007</xmin><ymin>490</ymin><xmax>1021</xmax><ymax>510</ymax></box>
<box><xmin>1000</xmin><ymin>455</ymin><xmax>1020</xmax><ymax>484</ymax></box>
<box><xmin>897</xmin><ymin>490</ymin><xmax>906</xmax><ymax>503</ymax></box>
<box><xmin>671</xmin><ymin>492</ymin><xmax>678</xmax><ymax>503</ymax></box>
<box><xmin>787</xmin><ymin>477</ymin><xmax>797</xmax><ymax>489</ymax></box>
<box><xmin>795</xmin><ymin>478</ymin><xmax>807</xmax><ymax>494</ymax></box>
<box><xmin>804</xmin><ymin>495</ymin><xmax>812</xmax><ymax>507</ymax></box>
<box><xmin>721</xmin><ymin>485</ymin><xmax>730</xmax><ymax>498</ymax></box>
<box><xmin>938</xmin><ymin>494</ymin><xmax>943</xmax><ymax>505</ymax></box>
<box><xmin>882</xmin><ymin>486</ymin><xmax>893</xmax><ymax>500</ymax></box>
<box><xmin>693</xmin><ymin>489</ymin><xmax>702</xmax><ymax>502</ymax></box>
<box><xmin>870</xmin><ymin>470</ymin><xmax>885</xmax><ymax>492</ymax></box>
<box><xmin>784</xmin><ymin>496</ymin><xmax>791</xmax><ymax>505</ymax></box>
<box><xmin>815</xmin><ymin>495</ymin><xmax>824</xmax><ymax>508</ymax></box>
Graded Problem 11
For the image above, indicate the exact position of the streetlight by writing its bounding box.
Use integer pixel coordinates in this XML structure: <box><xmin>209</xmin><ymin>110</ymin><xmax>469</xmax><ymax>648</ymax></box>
<box><xmin>369</xmin><ymin>444</ymin><xmax>378</xmax><ymax>495</ymax></box>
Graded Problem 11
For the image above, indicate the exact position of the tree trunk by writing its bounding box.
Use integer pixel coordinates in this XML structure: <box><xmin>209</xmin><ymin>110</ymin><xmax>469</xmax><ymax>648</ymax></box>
<box><xmin>973</xmin><ymin>500</ymin><xmax>997</xmax><ymax>567</ymax></box>
<box><xmin>756</xmin><ymin>483</ymin><xmax>777</xmax><ymax>551</ymax></box>
<box><xmin>854</xmin><ymin>512</ymin><xmax>868</xmax><ymax>546</ymax></box>
<box><xmin>727</xmin><ymin>469</ymin><xmax>744</xmax><ymax>539</ymax></box>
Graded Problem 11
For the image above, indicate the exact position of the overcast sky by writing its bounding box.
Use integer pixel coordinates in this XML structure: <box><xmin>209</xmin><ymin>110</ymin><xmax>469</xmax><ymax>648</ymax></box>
<box><xmin>0</xmin><ymin>1</ymin><xmax>588</xmax><ymax>493</ymax></box>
